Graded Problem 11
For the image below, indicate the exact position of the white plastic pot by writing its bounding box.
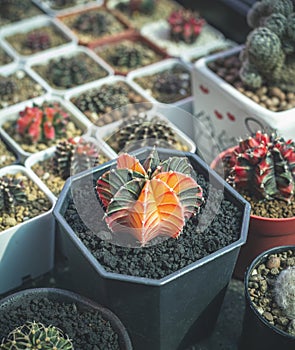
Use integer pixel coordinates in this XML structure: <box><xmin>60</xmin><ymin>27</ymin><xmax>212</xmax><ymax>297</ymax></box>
<box><xmin>192</xmin><ymin>45</ymin><xmax>295</xmax><ymax>165</ymax></box>
<box><xmin>0</xmin><ymin>94</ymin><xmax>90</xmax><ymax>163</ymax></box>
<box><xmin>0</xmin><ymin>165</ymin><xmax>55</xmax><ymax>295</ymax></box>
<box><xmin>26</xmin><ymin>45</ymin><xmax>114</xmax><ymax>96</ymax></box>
<box><xmin>127</xmin><ymin>58</ymin><xmax>193</xmax><ymax>113</ymax></box>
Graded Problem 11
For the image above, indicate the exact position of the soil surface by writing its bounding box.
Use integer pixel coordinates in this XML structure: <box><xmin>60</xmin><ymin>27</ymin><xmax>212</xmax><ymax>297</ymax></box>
<box><xmin>0</xmin><ymin>172</ymin><xmax>52</xmax><ymax>231</ymax></box>
<box><xmin>0</xmin><ymin>297</ymin><xmax>121</xmax><ymax>350</ymax></box>
<box><xmin>248</xmin><ymin>249</ymin><xmax>295</xmax><ymax>337</ymax></box>
<box><xmin>65</xmin><ymin>171</ymin><xmax>243</xmax><ymax>279</ymax></box>
<box><xmin>0</xmin><ymin>47</ymin><xmax>13</xmax><ymax>66</ymax></box>
<box><xmin>0</xmin><ymin>139</ymin><xmax>16</xmax><ymax>168</ymax></box>
<box><xmin>0</xmin><ymin>70</ymin><xmax>45</xmax><ymax>110</ymax></box>
<box><xmin>0</xmin><ymin>0</ymin><xmax>42</xmax><ymax>26</ymax></box>
<box><xmin>208</xmin><ymin>54</ymin><xmax>295</xmax><ymax>112</ymax></box>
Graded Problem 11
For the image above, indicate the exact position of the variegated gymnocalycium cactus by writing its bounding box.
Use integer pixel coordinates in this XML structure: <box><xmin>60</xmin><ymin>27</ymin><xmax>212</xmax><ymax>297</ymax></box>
<box><xmin>96</xmin><ymin>148</ymin><xmax>204</xmax><ymax>246</ymax></box>
<box><xmin>214</xmin><ymin>131</ymin><xmax>295</xmax><ymax>203</ymax></box>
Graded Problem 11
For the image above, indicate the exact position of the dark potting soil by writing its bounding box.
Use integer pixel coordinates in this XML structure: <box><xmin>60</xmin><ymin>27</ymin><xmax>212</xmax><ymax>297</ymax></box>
<box><xmin>248</xmin><ymin>249</ymin><xmax>295</xmax><ymax>336</ymax></box>
<box><xmin>208</xmin><ymin>54</ymin><xmax>295</xmax><ymax>112</ymax></box>
<box><xmin>64</xmin><ymin>173</ymin><xmax>243</xmax><ymax>279</ymax></box>
<box><xmin>0</xmin><ymin>297</ymin><xmax>120</xmax><ymax>350</ymax></box>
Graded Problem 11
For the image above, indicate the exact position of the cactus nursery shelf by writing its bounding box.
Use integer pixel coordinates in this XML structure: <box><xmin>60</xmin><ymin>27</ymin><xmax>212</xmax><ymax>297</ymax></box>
<box><xmin>2</xmin><ymin>1</ymin><xmax>294</xmax><ymax>350</ymax></box>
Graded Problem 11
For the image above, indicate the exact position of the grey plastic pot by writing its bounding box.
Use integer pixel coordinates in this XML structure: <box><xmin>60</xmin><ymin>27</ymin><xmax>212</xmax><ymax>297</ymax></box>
<box><xmin>0</xmin><ymin>287</ymin><xmax>132</xmax><ymax>349</ymax></box>
<box><xmin>239</xmin><ymin>245</ymin><xmax>295</xmax><ymax>350</ymax></box>
<box><xmin>53</xmin><ymin>147</ymin><xmax>251</xmax><ymax>350</ymax></box>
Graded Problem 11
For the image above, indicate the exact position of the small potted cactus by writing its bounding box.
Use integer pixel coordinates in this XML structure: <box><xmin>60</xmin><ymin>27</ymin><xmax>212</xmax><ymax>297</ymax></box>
<box><xmin>27</xmin><ymin>46</ymin><xmax>113</xmax><ymax>94</ymax></box>
<box><xmin>107</xmin><ymin>0</ymin><xmax>181</xmax><ymax>30</ymax></box>
<box><xmin>128</xmin><ymin>58</ymin><xmax>193</xmax><ymax>112</ymax></box>
<box><xmin>0</xmin><ymin>288</ymin><xmax>132</xmax><ymax>349</ymax></box>
<box><xmin>57</xmin><ymin>5</ymin><xmax>133</xmax><ymax>46</ymax></box>
<box><xmin>53</xmin><ymin>146</ymin><xmax>250</xmax><ymax>349</ymax></box>
<box><xmin>25</xmin><ymin>136</ymin><xmax>111</xmax><ymax>199</ymax></box>
<box><xmin>0</xmin><ymin>165</ymin><xmax>55</xmax><ymax>294</ymax></box>
<box><xmin>65</xmin><ymin>76</ymin><xmax>152</xmax><ymax>126</ymax></box>
<box><xmin>192</xmin><ymin>0</ymin><xmax>295</xmax><ymax>164</ymax></box>
<box><xmin>90</xmin><ymin>32</ymin><xmax>167</xmax><ymax>76</ymax></box>
<box><xmin>1</xmin><ymin>16</ymin><xmax>76</xmax><ymax>60</ymax></box>
<box><xmin>240</xmin><ymin>245</ymin><xmax>295</xmax><ymax>350</ymax></box>
<box><xmin>211</xmin><ymin>131</ymin><xmax>295</xmax><ymax>279</ymax></box>
<box><xmin>140</xmin><ymin>7</ymin><xmax>226</xmax><ymax>57</ymax></box>
<box><xmin>0</xmin><ymin>0</ymin><xmax>42</xmax><ymax>26</ymax></box>
<box><xmin>100</xmin><ymin>111</ymin><xmax>196</xmax><ymax>154</ymax></box>
<box><xmin>0</xmin><ymin>96</ymin><xmax>87</xmax><ymax>162</ymax></box>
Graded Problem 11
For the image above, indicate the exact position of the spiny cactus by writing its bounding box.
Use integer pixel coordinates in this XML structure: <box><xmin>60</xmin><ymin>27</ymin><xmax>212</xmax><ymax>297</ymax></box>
<box><xmin>96</xmin><ymin>147</ymin><xmax>204</xmax><ymax>246</ymax></box>
<box><xmin>73</xmin><ymin>84</ymin><xmax>130</xmax><ymax>115</ymax></box>
<box><xmin>73</xmin><ymin>12</ymin><xmax>110</xmax><ymax>35</ymax></box>
<box><xmin>108</xmin><ymin>114</ymin><xmax>180</xmax><ymax>152</ymax></box>
<box><xmin>240</xmin><ymin>0</ymin><xmax>295</xmax><ymax>92</ymax></box>
<box><xmin>25</xmin><ymin>31</ymin><xmax>51</xmax><ymax>51</ymax></box>
<box><xmin>129</xmin><ymin>0</ymin><xmax>156</xmax><ymax>15</ymax></box>
<box><xmin>16</xmin><ymin>102</ymin><xmax>69</xmax><ymax>143</ymax></box>
<box><xmin>109</xmin><ymin>45</ymin><xmax>143</xmax><ymax>69</ymax></box>
<box><xmin>274</xmin><ymin>266</ymin><xmax>295</xmax><ymax>319</ymax></box>
<box><xmin>0</xmin><ymin>76</ymin><xmax>17</xmax><ymax>100</ymax></box>
<box><xmin>168</xmin><ymin>9</ymin><xmax>206</xmax><ymax>44</ymax></box>
<box><xmin>212</xmin><ymin>131</ymin><xmax>295</xmax><ymax>203</ymax></box>
<box><xmin>48</xmin><ymin>56</ymin><xmax>92</xmax><ymax>89</ymax></box>
<box><xmin>0</xmin><ymin>321</ymin><xmax>73</xmax><ymax>350</ymax></box>
<box><xmin>53</xmin><ymin>137</ymin><xmax>101</xmax><ymax>179</ymax></box>
<box><xmin>0</xmin><ymin>176</ymin><xmax>27</xmax><ymax>213</ymax></box>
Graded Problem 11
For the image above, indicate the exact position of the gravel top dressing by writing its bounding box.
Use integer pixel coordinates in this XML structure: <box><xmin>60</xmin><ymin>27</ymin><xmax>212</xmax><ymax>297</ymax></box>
<box><xmin>65</xmin><ymin>172</ymin><xmax>242</xmax><ymax>279</ymax></box>
<box><xmin>0</xmin><ymin>297</ymin><xmax>120</xmax><ymax>350</ymax></box>
<box><xmin>248</xmin><ymin>249</ymin><xmax>295</xmax><ymax>337</ymax></box>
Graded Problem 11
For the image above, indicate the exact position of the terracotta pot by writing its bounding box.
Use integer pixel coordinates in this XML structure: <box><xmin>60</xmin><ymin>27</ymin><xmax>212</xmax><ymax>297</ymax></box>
<box><xmin>211</xmin><ymin>148</ymin><xmax>295</xmax><ymax>280</ymax></box>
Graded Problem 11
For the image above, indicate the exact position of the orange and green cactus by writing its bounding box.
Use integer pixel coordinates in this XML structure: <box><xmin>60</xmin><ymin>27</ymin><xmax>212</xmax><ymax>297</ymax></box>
<box><xmin>96</xmin><ymin>148</ymin><xmax>204</xmax><ymax>246</ymax></box>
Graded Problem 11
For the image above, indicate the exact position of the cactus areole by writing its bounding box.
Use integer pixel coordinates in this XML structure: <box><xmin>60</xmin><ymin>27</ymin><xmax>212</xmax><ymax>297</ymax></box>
<box><xmin>96</xmin><ymin>148</ymin><xmax>204</xmax><ymax>246</ymax></box>
<box><xmin>214</xmin><ymin>131</ymin><xmax>295</xmax><ymax>204</ymax></box>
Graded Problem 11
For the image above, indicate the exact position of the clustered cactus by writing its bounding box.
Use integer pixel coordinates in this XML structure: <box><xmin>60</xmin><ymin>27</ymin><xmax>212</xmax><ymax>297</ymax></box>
<box><xmin>108</xmin><ymin>114</ymin><xmax>180</xmax><ymax>152</ymax></box>
<box><xmin>167</xmin><ymin>9</ymin><xmax>206</xmax><ymax>44</ymax></box>
<box><xmin>0</xmin><ymin>176</ymin><xmax>27</xmax><ymax>213</ymax></box>
<box><xmin>274</xmin><ymin>266</ymin><xmax>295</xmax><ymax>319</ymax></box>
<box><xmin>0</xmin><ymin>321</ymin><xmax>73</xmax><ymax>350</ymax></box>
<box><xmin>213</xmin><ymin>131</ymin><xmax>295</xmax><ymax>203</ymax></box>
<box><xmin>47</xmin><ymin>56</ymin><xmax>92</xmax><ymax>89</ymax></box>
<box><xmin>73</xmin><ymin>12</ymin><xmax>110</xmax><ymax>35</ymax></box>
<box><xmin>96</xmin><ymin>148</ymin><xmax>204</xmax><ymax>246</ymax></box>
<box><xmin>53</xmin><ymin>137</ymin><xmax>101</xmax><ymax>180</ymax></box>
<box><xmin>240</xmin><ymin>0</ymin><xmax>295</xmax><ymax>91</ymax></box>
<box><xmin>128</xmin><ymin>0</ymin><xmax>156</xmax><ymax>15</ymax></box>
<box><xmin>108</xmin><ymin>45</ymin><xmax>143</xmax><ymax>69</ymax></box>
<box><xmin>16</xmin><ymin>102</ymin><xmax>69</xmax><ymax>143</ymax></box>
<box><xmin>25</xmin><ymin>32</ymin><xmax>51</xmax><ymax>51</ymax></box>
<box><xmin>73</xmin><ymin>84</ymin><xmax>130</xmax><ymax>116</ymax></box>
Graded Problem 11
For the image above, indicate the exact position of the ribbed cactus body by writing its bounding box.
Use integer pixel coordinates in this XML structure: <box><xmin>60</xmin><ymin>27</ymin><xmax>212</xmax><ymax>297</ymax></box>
<box><xmin>73</xmin><ymin>12</ymin><xmax>109</xmax><ymax>35</ymax></box>
<box><xmin>215</xmin><ymin>131</ymin><xmax>295</xmax><ymax>203</ymax></box>
<box><xmin>0</xmin><ymin>321</ymin><xmax>73</xmax><ymax>350</ymax></box>
<box><xmin>25</xmin><ymin>32</ymin><xmax>51</xmax><ymax>51</ymax></box>
<box><xmin>96</xmin><ymin>148</ymin><xmax>204</xmax><ymax>246</ymax></box>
